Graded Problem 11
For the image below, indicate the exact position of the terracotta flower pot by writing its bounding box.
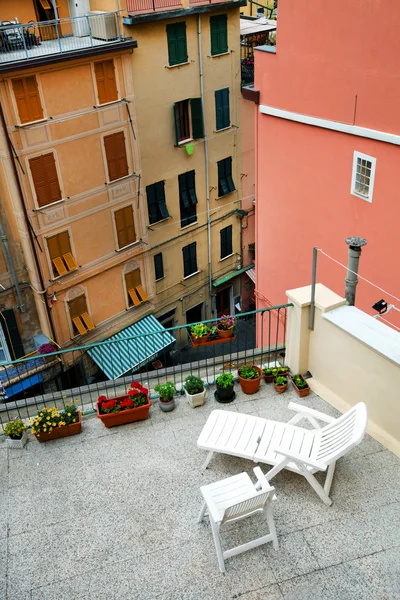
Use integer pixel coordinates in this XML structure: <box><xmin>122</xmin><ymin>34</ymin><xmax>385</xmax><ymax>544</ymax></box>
<box><xmin>33</xmin><ymin>412</ymin><xmax>82</xmax><ymax>442</ymax></box>
<box><xmin>291</xmin><ymin>378</ymin><xmax>310</xmax><ymax>398</ymax></box>
<box><xmin>191</xmin><ymin>333</ymin><xmax>211</xmax><ymax>347</ymax></box>
<box><xmin>217</xmin><ymin>325</ymin><xmax>234</xmax><ymax>339</ymax></box>
<box><xmin>96</xmin><ymin>396</ymin><xmax>151</xmax><ymax>428</ymax></box>
<box><xmin>238</xmin><ymin>366</ymin><xmax>262</xmax><ymax>395</ymax></box>
<box><xmin>274</xmin><ymin>383</ymin><xmax>288</xmax><ymax>394</ymax></box>
<box><xmin>263</xmin><ymin>373</ymin><xmax>275</xmax><ymax>384</ymax></box>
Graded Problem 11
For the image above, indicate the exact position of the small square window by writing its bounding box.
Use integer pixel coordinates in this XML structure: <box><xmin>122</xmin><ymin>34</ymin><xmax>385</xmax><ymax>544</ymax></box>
<box><xmin>351</xmin><ymin>152</ymin><xmax>376</xmax><ymax>202</ymax></box>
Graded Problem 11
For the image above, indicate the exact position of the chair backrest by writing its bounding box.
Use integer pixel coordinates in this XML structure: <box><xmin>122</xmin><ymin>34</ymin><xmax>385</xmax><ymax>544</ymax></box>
<box><xmin>314</xmin><ymin>402</ymin><xmax>368</xmax><ymax>466</ymax></box>
<box><xmin>221</xmin><ymin>487</ymin><xmax>275</xmax><ymax>525</ymax></box>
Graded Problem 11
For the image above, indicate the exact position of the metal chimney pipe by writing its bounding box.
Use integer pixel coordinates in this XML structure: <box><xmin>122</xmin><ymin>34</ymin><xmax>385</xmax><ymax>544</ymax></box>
<box><xmin>344</xmin><ymin>236</ymin><xmax>367</xmax><ymax>306</ymax></box>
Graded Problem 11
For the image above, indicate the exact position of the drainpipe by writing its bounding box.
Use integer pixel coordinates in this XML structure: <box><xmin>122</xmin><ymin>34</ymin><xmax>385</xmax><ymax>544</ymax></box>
<box><xmin>0</xmin><ymin>104</ymin><xmax>57</xmax><ymax>341</ymax></box>
<box><xmin>0</xmin><ymin>212</ymin><xmax>25</xmax><ymax>312</ymax></box>
<box><xmin>197</xmin><ymin>15</ymin><xmax>213</xmax><ymax>313</ymax></box>
<box><xmin>344</xmin><ymin>236</ymin><xmax>367</xmax><ymax>306</ymax></box>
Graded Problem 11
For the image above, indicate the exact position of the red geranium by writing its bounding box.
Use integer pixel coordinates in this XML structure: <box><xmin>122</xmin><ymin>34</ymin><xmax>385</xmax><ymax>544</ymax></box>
<box><xmin>120</xmin><ymin>397</ymin><xmax>134</xmax><ymax>410</ymax></box>
<box><xmin>101</xmin><ymin>399</ymin><xmax>117</xmax><ymax>413</ymax></box>
<box><xmin>97</xmin><ymin>382</ymin><xmax>149</xmax><ymax>415</ymax></box>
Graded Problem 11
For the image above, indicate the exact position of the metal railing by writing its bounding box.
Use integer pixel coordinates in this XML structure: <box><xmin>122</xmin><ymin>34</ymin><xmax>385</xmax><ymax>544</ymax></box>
<box><xmin>241</xmin><ymin>62</ymin><xmax>254</xmax><ymax>85</ymax></box>
<box><xmin>126</xmin><ymin>0</ymin><xmax>182</xmax><ymax>13</ymax></box>
<box><xmin>0</xmin><ymin>305</ymin><xmax>291</xmax><ymax>427</ymax></box>
<box><xmin>0</xmin><ymin>12</ymin><xmax>121</xmax><ymax>64</ymax></box>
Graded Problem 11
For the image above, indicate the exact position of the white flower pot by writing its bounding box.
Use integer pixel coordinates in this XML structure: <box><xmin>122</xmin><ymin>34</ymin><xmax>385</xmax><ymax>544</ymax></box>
<box><xmin>6</xmin><ymin>430</ymin><xmax>28</xmax><ymax>449</ymax></box>
<box><xmin>185</xmin><ymin>388</ymin><xmax>206</xmax><ymax>408</ymax></box>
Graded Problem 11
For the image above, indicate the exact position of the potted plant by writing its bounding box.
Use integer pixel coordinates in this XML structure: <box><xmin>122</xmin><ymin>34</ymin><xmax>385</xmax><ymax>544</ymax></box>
<box><xmin>37</xmin><ymin>342</ymin><xmax>57</xmax><ymax>363</ymax></box>
<box><xmin>3</xmin><ymin>418</ymin><xmax>28</xmax><ymax>449</ymax></box>
<box><xmin>154</xmin><ymin>381</ymin><xmax>176</xmax><ymax>412</ymax></box>
<box><xmin>238</xmin><ymin>365</ymin><xmax>262</xmax><ymax>394</ymax></box>
<box><xmin>31</xmin><ymin>403</ymin><xmax>82</xmax><ymax>442</ymax></box>
<box><xmin>96</xmin><ymin>382</ymin><xmax>150</xmax><ymax>428</ymax></box>
<box><xmin>291</xmin><ymin>373</ymin><xmax>310</xmax><ymax>398</ymax></box>
<box><xmin>263</xmin><ymin>366</ymin><xmax>278</xmax><ymax>383</ymax></box>
<box><xmin>184</xmin><ymin>375</ymin><xmax>206</xmax><ymax>408</ymax></box>
<box><xmin>274</xmin><ymin>376</ymin><xmax>288</xmax><ymax>393</ymax></box>
<box><xmin>215</xmin><ymin>372</ymin><xmax>235</xmax><ymax>403</ymax></box>
<box><xmin>217</xmin><ymin>315</ymin><xmax>235</xmax><ymax>339</ymax></box>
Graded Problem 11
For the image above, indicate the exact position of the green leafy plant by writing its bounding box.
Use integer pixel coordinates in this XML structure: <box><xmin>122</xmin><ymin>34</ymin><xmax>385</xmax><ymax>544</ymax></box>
<box><xmin>238</xmin><ymin>365</ymin><xmax>260</xmax><ymax>380</ymax></box>
<box><xmin>190</xmin><ymin>323</ymin><xmax>211</xmax><ymax>339</ymax></box>
<box><xmin>3</xmin><ymin>419</ymin><xmax>27</xmax><ymax>440</ymax></box>
<box><xmin>184</xmin><ymin>376</ymin><xmax>204</xmax><ymax>395</ymax></box>
<box><xmin>155</xmin><ymin>381</ymin><xmax>176</xmax><ymax>403</ymax></box>
<box><xmin>263</xmin><ymin>366</ymin><xmax>276</xmax><ymax>375</ymax></box>
<box><xmin>216</xmin><ymin>372</ymin><xmax>235</xmax><ymax>388</ymax></box>
<box><xmin>274</xmin><ymin>376</ymin><xmax>288</xmax><ymax>386</ymax></box>
<box><xmin>292</xmin><ymin>374</ymin><xmax>308</xmax><ymax>390</ymax></box>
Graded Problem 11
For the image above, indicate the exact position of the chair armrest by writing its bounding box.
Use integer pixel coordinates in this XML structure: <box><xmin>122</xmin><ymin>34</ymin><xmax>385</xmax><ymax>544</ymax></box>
<box><xmin>253</xmin><ymin>466</ymin><xmax>275</xmax><ymax>492</ymax></box>
<box><xmin>287</xmin><ymin>402</ymin><xmax>336</xmax><ymax>427</ymax></box>
<box><xmin>273</xmin><ymin>447</ymin><xmax>327</xmax><ymax>471</ymax></box>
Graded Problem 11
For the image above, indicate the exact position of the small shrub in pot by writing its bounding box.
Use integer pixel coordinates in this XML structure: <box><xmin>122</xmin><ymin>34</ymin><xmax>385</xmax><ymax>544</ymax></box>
<box><xmin>215</xmin><ymin>372</ymin><xmax>235</xmax><ymax>403</ymax></box>
<box><xmin>184</xmin><ymin>375</ymin><xmax>206</xmax><ymax>408</ymax></box>
<box><xmin>155</xmin><ymin>381</ymin><xmax>176</xmax><ymax>412</ymax></box>
<box><xmin>238</xmin><ymin>365</ymin><xmax>262</xmax><ymax>394</ymax></box>
<box><xmin>274</xmin><ymin>375</ymin><xmax>288</xmax><ymax>393</ymax></box>
<box><xmin>3</xmin><ymin>419</ymin><xmax>28</xmax><ymax>449</ymax></box>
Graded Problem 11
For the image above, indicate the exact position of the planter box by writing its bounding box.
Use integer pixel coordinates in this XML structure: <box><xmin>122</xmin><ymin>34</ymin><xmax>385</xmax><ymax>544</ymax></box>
<box><xmin>33</xmin><ymin>412</ymin><xmax>82</xmax><ymax>442</ymax></box>
<box><xmin>190</xmin><ymin>334</ymin><xmax>236</xmax><ymax>348</ymax></box>
<box><xmin>96</xmin><ymin>396</ymin><xmax>151</xmax><ymax>428</ymax></box>
<box><xmin>185</xmin><ymin>388</ymin><xmax>206</xmax><ymax>408</ymax></box>
<box><xmin>291</xmin><ymin>378</ymin><xmax>310</xmax><ymax>398</ymax></box>
<box><xmin>217</xmin><ymin>326</ymin><xmax>234</xmax><ymax>339</ymax></box>
<box><xmin>238</xmin><ymin>366</ymin><xmax>262</xmax><ymax>395</ymax></box>
<box><xmin>6</xmin><ymin>430</ymin><xmax>29</xmax><ymax>449</ymax></box>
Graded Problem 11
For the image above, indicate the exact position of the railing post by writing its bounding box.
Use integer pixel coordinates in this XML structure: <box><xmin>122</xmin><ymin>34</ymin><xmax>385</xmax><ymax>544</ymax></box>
<box><xmin>54</xmin><ymin>19</ymin><xmax>63</xmax><ymax>54</ymax></box>
<box><xmin>152</xmin><ymin>0</ymin><xmax>156</xmax><ymax>11</ymax></box>
<box><xmin>20</xmin><ymin>24</ymin><xmax>29</xmax><ymax>60</ymax></box>
<box><xmin>87</xmin><ymin>16</ymin><xmax>93</xmax><ymax>47</ymax></box>
<box><xmin>309</xmin><ymin>247</ymin><xmax>318</xmax><ymax>331</ymax></box>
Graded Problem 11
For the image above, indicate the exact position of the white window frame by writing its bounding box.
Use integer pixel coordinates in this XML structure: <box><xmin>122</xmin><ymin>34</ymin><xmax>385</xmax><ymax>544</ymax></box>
<box><xmin>351</xmin><ymin>151</ymin><xmax>376</xmax><ymax>203</ymax></box>
<box><xmin>0</xmin><ymin>326</ymin><xmax>11</xmax><ymax>363</ymax></box>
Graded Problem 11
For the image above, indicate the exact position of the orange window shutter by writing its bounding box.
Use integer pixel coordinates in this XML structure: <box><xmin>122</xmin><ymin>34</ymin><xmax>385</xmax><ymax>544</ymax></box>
<box><xmin>94</xmin><ymin>61</ymin><xmax>107</xmax><ymax>105</ymax></box>
<box><xmin>128</xmin><ymin>288</ymin><xmax>141</xmax><ymax>307</ymax></box>
<box><xmin>81</xmin><ymin>312</ymin><xmax>95</xmax><ymax>331</ymax></box>
<box><xmin>123</xmin><ymin>205</ymin><xmax>136</xmax><ymax>245</ymax></box>
<box><xmin>72</xmin><ymin>316</ymin><xmax>87</xmax><ymax>336</ymax></box>
<box><xmin>63</xmin><ymin>252</ymin><xmax>77</xmax><ymax>271</ymax></box>
<box><xmin>52</xmin><ymin>257</ymin><xmax>68</xmax><ymax>276</ymax></box>
<box><xmin>30</xmin><ymin>153</ymin><xmax>61</xmax><ymax>207</ymax></box>
<box><xmin>115</xmin><ymin>207</ymin><xmax>127</xmax><ymax>248</ymax></box>
<box><xmin>12</xmin><ymin>78</ymin><xmax>30</xmax><ymax>124</ymax></box>
<box><xmin>25</xmin><ymin>76</ymin><xmax>44</xmax><ymax>122</ymax></box>
<box><xmin>104</xmin><ymin>60</ymin><xmax>118</xmax><ymax>103</ymax></box>
<box><xmin>104</xmin><ymin>132</ymin><xmax>129</xmax><ymax>182</ymax></box>
<box><xmin>136</xmin><ymin>284</ymin><xmax>149</xmax><ymax>302</ymax></box>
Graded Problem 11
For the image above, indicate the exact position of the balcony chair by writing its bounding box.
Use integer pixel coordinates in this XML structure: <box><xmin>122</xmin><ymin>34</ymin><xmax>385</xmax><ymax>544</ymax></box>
<box><xmin>198</xmin><ymin>402</ymin><xmax>368</xmax><ymax>506</ymax></box>
<box><xmin>198</xmin><ymin>467</ymin><xmax>278</xmax><ymax>572</ymax></box>
<box><xmin>0</xmin><ymin>21</ymin><xmax>24</xmax><ymax>51</ymax></box>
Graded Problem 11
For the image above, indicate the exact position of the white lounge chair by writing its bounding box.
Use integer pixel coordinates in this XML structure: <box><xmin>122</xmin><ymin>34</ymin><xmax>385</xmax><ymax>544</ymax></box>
<box><xmin>197</xmin><ymin>402</ymin><xmax>368</xmax><ymax>505</ymax></box>
<box><xmin>198</xmin><ymin>467</ymin><xmax>278</xmax><ymax>572</ymax></box>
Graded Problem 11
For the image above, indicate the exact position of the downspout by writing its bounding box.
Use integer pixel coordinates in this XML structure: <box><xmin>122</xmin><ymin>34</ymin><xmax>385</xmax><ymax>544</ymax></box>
<box><xmin>0</xmin><ymin>211</ymin><xmax>25</xmax><ymax>312</ymax></box>
<box><xmin>197</xmin><ymin>15</ymin><xmax>213</xmax><ymax>313</ymax></box>
<box><xmin>0</xmin><ymin>104</ymin><xmax>57</xmax><ymax>342</ymax></box>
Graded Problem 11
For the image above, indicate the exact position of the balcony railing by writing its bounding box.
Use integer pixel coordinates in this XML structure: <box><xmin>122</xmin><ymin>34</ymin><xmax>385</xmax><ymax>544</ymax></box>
<box><xmin>126</xmin><ymin>0</ymin><xmax>183</xmax><ymax>13</ymax></box>
<box><xmin>241</xmin><ymin>61</ymin><xmax>254</xmax><ymax>85</ymax></box>
<box><xmin>0</xmin><ymin>305</ymin><xmax>291</xmax><ymax>426</ymax></box>
<box><xmin>0</xmin><ymin>12</ymin><xmax>122</xmax><ymax>65</ymax></box>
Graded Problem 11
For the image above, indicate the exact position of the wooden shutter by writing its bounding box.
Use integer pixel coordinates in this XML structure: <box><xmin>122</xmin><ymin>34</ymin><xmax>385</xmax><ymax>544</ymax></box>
<box><xmin>47</xmin><ymin>231</ymin><xmax>72</xmax><ymax>276</ymax></box>
<box><xmin>155</xmin><ymin>181</ymin><xmax>169</xmax><ymax>219</ymax></box>
<box><xmin>218</xmin><ymin>159</ymin><xmax>228</xmax><ymax>196</ymax></box>
<box><xmin>12</xmin><ymin>76</ymin><xmax>44</xmax><ymax>124</ymax></box>
<box><xmin>187</xmin><ymin>170</ymin><xmax>197</xmax><ymax>206</ymax></box>
<box><xmin>29</xmin><ymin>153</ymin><xmax>62</xmax><ymax>207</ymax></box>
<box><xmin>167</xmin><ymin>22</ymin><xmax>187</xmax><ymax>66</ymax></box>
<box><xmin>173</xmin><ymin>101</ymin><xmax>190</xmax><ymax>144</ymax></box>
<box><xmin>125</xmin><ymin>269</ymin><xmax>145</xmax><ymax>306</ymax></box>
<box><xmin>210</xmin><ymin>15</ymin><xmax>227</xmax><ymax>56</ymax></box>
<box><xmin>69</xmin><ymin>295</ymin><xmax>93</xmax><ymax>335</ymax></box>
<box><xmin>215</xmin><ymin>88</ymin><xmax>230</xmax><ymax>130</ymax></box>
<box><xmin>146</xmin><ymin>184</ymin><xmax>159</xmax><ymax>224</ymax></box>
<box><xmin>225</xmin><ymin>156</ymin><xmax>235</xmax><ymax>192</ymax></box>
<box><xmin>183</xmin><ymin>242</ymin><xmax>197</xmax><ymax>278</ymax></box>
<box><xmin>94</xmin><ymin>60</ymin><xmax>118</xmax><ymax>105</ymax></box>
<box><xmin>190</xmin><ymin>98</ymin><xmax>204</xmax><ymax>139</ymax></box>
<box><xmin>115</xmin><ymin>205</ymin><xmax>136</xmax><ymax>249</ymax></box>
<box><xmin>179</xmin><ymin>173</ymin><xmax>190</xmax><ymax>210</ymax></box>
<box><xmin>104</xmin><ymin>131</ymin><xmax>129</xmax><ymax>182</ymax></box>
<box><xmin>154</xmin><ymin>253</ymin><xmax>164</xmax><ymax>280</ymax></box>
<box><xmin>220</xmin><ymin>225</ymin><xmax>232</xmax><ymax>258</ymax></box>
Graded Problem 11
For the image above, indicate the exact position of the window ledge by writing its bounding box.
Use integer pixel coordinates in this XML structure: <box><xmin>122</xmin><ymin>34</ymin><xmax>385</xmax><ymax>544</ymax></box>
<box><xmin>148</xmin><ymin>216</ymin><xmax>170</xmax><ymax>227</ymax></box>
<box><xmin>351</xmin><ymin>190</ymin><xmax>372</xmax><ymax>203</ymax></box>
<box><xmin>155</xmin><ymin>277</ymin><xmax>165</xmax><ymax>282</ymax></box>
<box><xmin>183</xmin><ymin>270</ymin><xmax>200</xmax><ymax>280</ymax></box>
<box><xmin>50</xmin><ymin>267</ymin><xmax>78</xmax><ymax>282</ymax></box>
<box><xmin>215</xmin><ymin>125</ymin><xmax>231</xmax><ymax>133</ymax></box>
<box><xmin>216</xmin><ymin>190</ymin><xmax>236</xmax><ymax>200</ymax></box>
<box><xmin>180</xmin><ymin>221</ymin><xmax>198</xmax><ymax>231</ymax></box>
<box><xmin>177</xmin><ymin>138</ymin><xmax>193</xmax><ymax>146</ymax></box>
<box><xmin>166</xmin><ymin>61</ymin><xmax>190</xmax><ymax>69</ymax></box>
<box><xmin>95</xmin><ymin>99</ymin><xmax>121</xmax><ymax>108</ymax></box>
<box><xmin>116</xmin><ymin>240</ymin><xmax>140</xmax><ymax>252</ymax></box>
<box><xmin>219</xmin><ymin>253</ymin><xmax>234</xmax><ymax>262</ymax></box>
<box><xmin>15</xmin><ymin>117</ymin><xmax>48</xmax><ymax>128</ymax></box>
<box><xmin>210</xmin><ymin>51</ymin><xmax>229</xmax><ymax>58</ymax></box>
<box><xmin>106</xmin><ymin>174</ymin><xmax>134</xmax><ymax>185</ymax></box>
<box><xmin>33</xmin><ymin>198</ymin><xmax>65</xmax><ymax>212</ymax></box>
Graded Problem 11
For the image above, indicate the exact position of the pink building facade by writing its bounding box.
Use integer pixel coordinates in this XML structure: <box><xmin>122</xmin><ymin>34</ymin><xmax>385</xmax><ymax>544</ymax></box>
<box><xmin>254</xmin><ymin>0</ymin><xmax>400</xmax><ymax>331</ymax></box>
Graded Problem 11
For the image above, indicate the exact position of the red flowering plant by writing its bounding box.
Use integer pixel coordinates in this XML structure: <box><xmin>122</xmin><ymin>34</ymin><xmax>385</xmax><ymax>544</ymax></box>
<box><xmin>97</xmin><ymin>382</ymin><xmax>149</xmax><ymax>415</ymax></box>
<box><xmin>218</xmin><ymin>315</ymin><xmax>236</xmax><ymax>331</ymax></box>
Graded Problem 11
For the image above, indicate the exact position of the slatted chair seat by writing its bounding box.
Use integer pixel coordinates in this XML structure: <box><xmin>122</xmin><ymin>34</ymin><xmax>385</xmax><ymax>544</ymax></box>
<box><xmin>198</xmin><ymin>402</ymin><xmax>368</xmax><ymax>505</ymax></box>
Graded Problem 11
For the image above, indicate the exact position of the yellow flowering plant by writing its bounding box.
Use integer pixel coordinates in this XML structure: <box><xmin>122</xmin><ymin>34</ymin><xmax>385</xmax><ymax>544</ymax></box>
<box><xmin>30</xmin><ymin>403</ymin><xmax>79</xmax><ymax>436</ymax></box>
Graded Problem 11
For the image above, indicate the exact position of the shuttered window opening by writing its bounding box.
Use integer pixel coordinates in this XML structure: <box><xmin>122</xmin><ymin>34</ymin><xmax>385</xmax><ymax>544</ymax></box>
<box><xmin>215</xmin><ymin>88</ymin><xmax>230</xmax><ymax>131</ymax></box>
<box><xmin>210</xmin><ymin>14</ymin><xmax>228</xmax><ymax>56</ymax></box>
<box><xmin>104</xmin><ymin>131</ymin><xmax>129</xmax><ymax>182</ymax></box>
<box><xmin>182</xmin><ymin>242</ymin><xmax>197</xmax><ymax>278</ymax></box>
<box><xmin>167</xmin><ymin>22</ymin><xmax>188</xmax><ymax>66</ymax></box>
<box><xmin>154</xmin><ymin>253</ymin><xmax>164</xmax><ymax>281</ymax></box>
<box><xmin>114</xmin><ymin>205</ymin><xmax>136</xmax><ymax>249</ymax></box>
<box><xmin>12</xmin><ymin>76</ymin><xmax>44</xmax><ymax>124</ymax></box>
<box><xmin>146</xmin><ymin>181</ymin><xmax>169</xmax><ymax>225</ymax></box>
<box><xmin>220</xmin><ymin>225</ymin><xmax>233</xmax><ymax>259</ymax></box>
<box><xmin>94</xmin><ymin>60</ymin><xmax>118</xmax><ymax>105</ymax></box>
<box><xmin>217</xmin><ymin>157</ymin><xmax>235</xmax><ymax>197</ymax></box>
<box><xmin>173</xmin><ymin>98</ymin><xmax>204</xmax><ymax>145</ymax></box>
<box><xmin>29</xmin><ymin>153</ymin><xmax>62</xmax><ymax>208</ymax></box>
<box><xmin>47</xmin><ymin>231</ymin><xmax>77</xmax><ymax>278</ymax></box>
<box><xmin>68</xmin><ymin>295</ymin><xmax>95</xmax><ymax>336</ymax></box>
<box><xmin>125</xmin><ymin>269</ymin><xmax>149</xmax><ymax>307</ymax></box>
<box><xmin>179</xmin><ymin>170</ymin><xmax>197</xmax><ymax>227</ymax></box>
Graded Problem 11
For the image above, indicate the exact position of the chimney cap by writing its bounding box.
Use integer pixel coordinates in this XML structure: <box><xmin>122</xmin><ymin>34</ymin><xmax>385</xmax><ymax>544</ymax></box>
<box><xmin>345</xmin><ymin>236</ymin><xmax>367</xmax><ymax>249</ymax></box>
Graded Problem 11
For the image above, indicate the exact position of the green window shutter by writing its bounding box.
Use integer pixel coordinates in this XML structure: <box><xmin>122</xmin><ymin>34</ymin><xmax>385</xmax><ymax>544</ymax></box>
<box><xmin>187</xmin><ymin>170</ymin><xmax>197</xmax><ymax>205</ymax></box>
<box><xmin>154</xmin><ymin>253</ymin><xmax>164</xmax><ymax>280</ymax></box>
<box><xmin>146</xmin><ymin>184</ymin><xmax>158</xmax><ymax>224</ymax></box>
<box><xmin>210</xmin><ymin>15</ymin><xmax>227</xmax><ymax>56</ymax></box>
<box><xmin>218</xmin><ymin>159</ymin><xmax>228</xmax><ymax>196</ymax></box>
<box><xmin>222</xmin><ymin>88</ymin><xmax>230</xmax><ymax>129</ymax></box>
<box><xmin>1</xmin><ymin>309</ymin><xmax>24</xmax><ymax>359</ymax></box>
<box><xmin>215</xmin><ymin>90</ymin><xmax>223</xmax><ymax>131</ymax></box>
<box><xmin>220</xmin><ymin>227</ymin><xmax>226</xmax><ymax>258</ymax></box>
<box><xmin>215</xmin><ymin>88</ymin><xmax>230</xmax><ymax>131</ymax></box>
<box><xmin>190</xmin><ymin>98</ymin><xmax>204</xmax><ymax>139</ymax></box>
<box><xmin>173</xmin><ymin>103</ymin><xmax>180</xmax><ymax>146</ymax></box>
<box><xmin>179</xmin><ymin>173</ymin><xmax>190</xmax><ymax>209</ymax></box>
<box><xmin>155</xmin><ymin>181</ymin><xmax>169</xmax><ymax>219</ymax></box>
<box><xmin>167</xmin><ymin>22</ymin><xmax>187</xmax><ymax>66</ymax></box>
<box><xmin>226</xmin><ymin>157</ymin><xmax>235</xmax><ymax>192</ymax></box>
<box><xmin>220</xmin><ymin>225</ymin><xmax>232</xmax><ymax>258</ymax></box>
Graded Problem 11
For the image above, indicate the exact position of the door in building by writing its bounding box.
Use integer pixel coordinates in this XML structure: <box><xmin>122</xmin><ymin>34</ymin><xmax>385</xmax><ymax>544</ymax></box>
<box><xmin>186</xmin><ymin>303</ymin><xmax>204</xmax><ymax>325</ymax></box>
<box><xmin>216</xmin><ymin>286</ymin><xmax>232</xmax><ymax>316</ymax></box>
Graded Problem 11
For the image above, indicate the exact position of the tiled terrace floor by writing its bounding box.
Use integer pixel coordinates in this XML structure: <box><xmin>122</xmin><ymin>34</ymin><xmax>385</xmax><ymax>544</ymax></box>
<box><xmin>1</xmin><ymin>385</ymin><xmax>399</xmax><ymax>599</ymax></box>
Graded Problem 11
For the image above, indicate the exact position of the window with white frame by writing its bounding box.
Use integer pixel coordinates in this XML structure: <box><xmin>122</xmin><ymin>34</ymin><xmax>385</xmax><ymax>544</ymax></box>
<box><xmin>351</xmin><ymin>152</ymin><xmax>376</xmax><ymax>202</ymax></box>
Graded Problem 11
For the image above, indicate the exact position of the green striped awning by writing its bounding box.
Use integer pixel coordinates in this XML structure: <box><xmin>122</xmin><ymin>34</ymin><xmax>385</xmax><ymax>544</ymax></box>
<box><xmin>87</xmin><ymin>315</ymin><xmax>175</xmax><ymax>380</ymax></box>
<box><xmin>212</xmin><ymin>264</ymin><xmax>253</xmax><ymax>287</ymax></box>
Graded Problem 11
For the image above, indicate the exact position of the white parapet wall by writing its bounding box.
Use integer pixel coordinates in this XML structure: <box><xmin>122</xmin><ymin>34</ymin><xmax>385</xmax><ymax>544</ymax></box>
<box><xmin>285</xmin><ymin>283</ymin><xmax>400</xmax><ymax>456</ymax></box>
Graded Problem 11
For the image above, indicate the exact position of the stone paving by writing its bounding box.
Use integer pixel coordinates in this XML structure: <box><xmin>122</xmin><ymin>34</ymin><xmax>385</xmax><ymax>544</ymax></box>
<box><xmin>1</xmin><ymin>384</ymin><xmax>399</xmax><ymax>600</ymax></box>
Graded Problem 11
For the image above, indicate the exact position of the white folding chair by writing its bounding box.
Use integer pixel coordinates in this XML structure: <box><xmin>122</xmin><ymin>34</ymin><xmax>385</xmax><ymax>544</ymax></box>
<box><xmin>198</xmin><ymin>467</ymin><xmax>278</xmax><ymax>573</ymax></box>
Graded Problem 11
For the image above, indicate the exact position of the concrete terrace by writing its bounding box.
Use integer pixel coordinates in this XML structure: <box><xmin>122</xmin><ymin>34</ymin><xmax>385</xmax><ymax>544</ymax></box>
<box><xmin>1</xmin><ymin>385</ymin><xmax>399</xmax><ymax>600</ymax></box>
